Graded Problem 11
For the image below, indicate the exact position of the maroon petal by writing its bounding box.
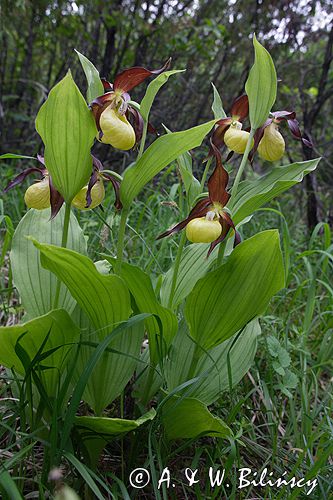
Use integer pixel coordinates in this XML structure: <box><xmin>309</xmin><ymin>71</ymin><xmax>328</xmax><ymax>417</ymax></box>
<box><xmin>207</xmin><ymin>221</ymin><xmax>231</xmax><ymax>257</ymax></box>
<box><xmin>231</xmin><ymin>95</ymin><xmax>249</xmax><ymax>121</ymax></box>
<box><xmin>128</xmin><ymin>106</ymin><xmax>144</xmax><ymax>143</ymax></box>
<box><xmin>102</xmin><ymin>172</ymin><xmax>122</xmax><ymax>210</ymax></box>
<box><xmin>157</xmin><ymin>198</ymin><xmax>210</xmax><ymax>240</ymax></box>
<box><xmin>207</xmin><ymin>142</ymin><xmax>230</xmax><ymax>207</ymax></box>
<box><xmin>272</xmin><ymin>110</ymin><xmax>296</xmax><ymax>120</ymax></box>
<box><xmin>148</xmin><ymin>122</ymin><xmax>159</xmax><ymax>136</ymax></box>
<box><xmin>113</xmin><ymin>58</ymin><xmax>171</xmax><ymax>93</ymax></box>
<box><xmin>101</xmin><ymin>78</ymin><xmax>113</xmax><ymax>91</ymax></box>
<box><xmin>4</xmin><ymin>167</ymin><xmax>43</xmax><ymax>192</ymax></box>
<box><xmin>49</xmin><ymin>176</ymin><xmax>64</xmax><ymax>219</ymax></box>
<box><xmin>287</xmin><ymin>119</ymin><xmax>313</xmax><ymax>147</ymax></box>
<box><xmin>248</xmin><ymin>118</ymin><xmax>273</xmax><ymax>163</ymax></box>
<box><xmin>85</xmin><ymin>168</ymin><xmax>99</xmax><ymax>208</ymax></box>
<box><xmin>210</xmin><ymin>117</ymin><xmax>232</xmax><ymax>150</ymax></box>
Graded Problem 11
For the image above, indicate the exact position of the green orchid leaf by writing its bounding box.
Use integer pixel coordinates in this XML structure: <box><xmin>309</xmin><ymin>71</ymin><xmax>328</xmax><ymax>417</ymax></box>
<box><xmin>75</xmin><ymin>408</ymin><xmax>155</xmax><ymax>468</ymax></box>
<box><xmin>75</xmin><ymin>49</ymin><xmax>104</xmax><ymax>103</ymax></box>
<box><xmin>230</xmin><ymin>158</ymin><xmax>320</xmax><ymax>225</ymax></box>
<box><xmin>0</xmin><ymin>309</ymin><xmax>79</xmax><ymax>397</ymax></box>
<box><xmin>211</xmin><ymin>82</ymin><xmax>227</xmax><ymax>119</ymax></box>
<box><xmin>162</xmin><ymin>395</ymin><xmax>231</xmax><ymax>440</ymax></box>
<box><xmin>176</xmin><ymin>150</ymin><xmax>201</xmax><ymax>208</ymax></box>
<box><xmin>160</xmin><ymin>243</ymin><xmax>218</xmax><ymax>308</ymax></box>
<box><xmin>31</xmin><ymin>241</ymin><xmax>131</xmax><ymax>332</ymax></box>
<box><xmin>72</xmin><ymin>307</ymin><xmax>145</xmax><ymax>414</ymax></box>
<box><xmin>120</xmin><ymin>119</ymin><xmax>216</xmax><ymax>208</ymax></box>
<box><xmin>185</xmin><ymin>230</ymin><xmax>284</xmax><ymax>351</ymax></box>
<box><xmin>165</xmin><ymin>319</ymin><xmax>260</xmax><ymax>405</ymax></box>
<box><xmin>75</xmin><ymin>408</ymin><xmax>156</xmax><ymax>438</ymax></box>
<box><xmin>245</xmin><ymin>34</ymin><xmax>277</xmax><ymax>129</ymax></box>
<box><xmin>140</xmin><ymin>70</ymin><xmax>184</xmax><ymax>122</ymax></box>
<box><xmin>35</xmin><ymin>71</ymin><xmax>97</xmax><ymax>202</ymax></box>
<box><xmin>0</xmin><ymin>153</ymin><xmax>36</xmax><ymax>160</ymax></box>
<box><xmin>10</xmin><ymin>207</ymin><xmax>87</xmax><ymax>319</ymax></box>
<box><xmin>102</xmin><ymin>258</ymin><xmax>177</xmax><ymax>363</ymax></box>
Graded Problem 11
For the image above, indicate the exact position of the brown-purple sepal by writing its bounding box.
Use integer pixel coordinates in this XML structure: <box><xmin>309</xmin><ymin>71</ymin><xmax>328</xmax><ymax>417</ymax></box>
<box><xmin>208</xmin><ymin>143</ymin><xmax>230</xmax><ymax>206</ymax></box>
<box><xmin>4</xmin><ymin>167</ymin><xmax>44</xmax><ymax>192</ymax></box>
<box><xmin>49</xmin><ymin>175</ymin><xmax>64</xmax><ymax>219</ymax></box>
<box><xmin>231</xmin><ymin>94</ymin><xmax>249</xmax><ymax>121</ymax></box>
<box><xmin>128</xmin><ymin>106</ymin><xmax>144</xmax><ymax>143</ymax></box>
<box><xmin>114</xmin><ymin>58</ymin><xmax>171</xmax><ymax>93</ymax></box>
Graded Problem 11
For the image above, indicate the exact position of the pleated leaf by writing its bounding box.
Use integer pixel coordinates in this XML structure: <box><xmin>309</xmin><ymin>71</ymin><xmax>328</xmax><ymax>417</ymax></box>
<box><xmin>160</xmin><ymin>243</ymin><xmax>218</xmax><ymax>308</ymax></box>
<box><xmin>185</xmin><ymin>230</ymin><xmax>284</xmax><ymax>351</ymax></box>
<box><xmin>245</xmin><ymin>34</ymin><xmax>277</xmax><ymax>129</ymax></box>
<box><xmin>140</xmin><ymin>70</ymin><xmax>184</xmax><ymax>122</ymax></box>
<box><xmin>162</xmin><ymin>396</ymin><xmax>231</xmax><ymax>440</ymax></box>
<box><xmin>31</xmin><ymin>242</ymin><xmax>131</xmax><ymax>333</ymax></box>
<box><xmin>35</xmin><ymin>71</ymin><xmax>97</xmax><ymax>202</ymax></box>
<box><xmin>75</xmin><ymin>408</ymin><xmax>156</xmax><ymax>438</ymax></box>
<box><xmin>120</xmin><ymin>119</ymin><xmax>216</xmax><ymax>208</ymax></box>
<box><xmin>75</xmin><ymin>49</ymin><xmax>104</xmax><ymax>103</ymax></box>
<box><xmin>230</xmin><ymin>158</ymin><xmax>321</xmax><ymax>225</ymax></box>
<box><xmin>10</xmin><ymin>207</ymin><xmax>87</xmax><ymax>319</ymax></box>
<box><xmin>165</xmin><ymin>319</ymin><xmax>260</xmax><ymax>405</ymax></box>
<box><xmin>103</xmin><ymin>259</ymin><xmax>177</xmax><ymax>362</ymax></box>
<box><xmin>72</xmin><ymin>307</ymin><xmax>144</xmax><ymax>414</ymax></box>
<box><xmin>0</xmin><ymin>309</ymin><xmax>79</xmax><ymax>396</ymax></box>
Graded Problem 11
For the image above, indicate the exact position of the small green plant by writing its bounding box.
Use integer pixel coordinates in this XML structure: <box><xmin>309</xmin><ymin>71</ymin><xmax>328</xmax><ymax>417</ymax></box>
<box><xmin>0</xmin><ymin>35</ymin><xmax>321</xmax><ymax>497</ymax></box>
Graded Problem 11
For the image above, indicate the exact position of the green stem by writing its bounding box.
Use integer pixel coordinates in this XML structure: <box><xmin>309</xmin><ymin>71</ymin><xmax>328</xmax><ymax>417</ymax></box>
<box><xmin>137</xmin><ymin>120</ymin><xmax>148</xmax><ymax>160</ymax></box>
<box><xmin>200</xmin><ymin>157</ymin><xmax>212</xmax><ymax>191</ymax></box>
<box><xmin>115</xmin><ymin>208</ymin><xmax>129</xmax><ymax>274</ymax></box>
<box><xmin>167</xmin><ymin>231</ymin><xmax>186</xmax><ymax>310</ymax></box>
<box><xmin>53</xmin><ymin>202</ymin><xmax>71</xmax><ymax>309</ymax></box>
<box><xmin>231</xmin><ymin>128</ymin><xmax>255</xmax><ymax>198</ymax></box>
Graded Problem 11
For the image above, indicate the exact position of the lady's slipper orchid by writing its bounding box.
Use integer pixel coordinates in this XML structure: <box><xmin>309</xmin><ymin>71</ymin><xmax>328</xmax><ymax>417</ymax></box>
<box><xmin>4</xmin><ymin>155</ymin><xmax>121</xmax><ymax>217</ymax></box>
<box><xmin>211</xmin><ymin>94</ymin><xmax>250</xmax><ymax>156</ymax></box>
<box><xmin>157</xmin><ymin>144</ymin><xmax>240</xmax><ymax>256</ymax></box>
<box><xmin>251</xmin><ymin>110</ymin><xmax>312</xmax><ymax>162</ymax></box>
<box><xmin>91</xmin><ymin>59</ymin><xmax>171</xmax><ymax>149</ymax></box>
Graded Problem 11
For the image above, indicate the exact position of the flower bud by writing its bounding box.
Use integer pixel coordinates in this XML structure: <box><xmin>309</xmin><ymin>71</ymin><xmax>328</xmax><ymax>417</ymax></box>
<box><xmin>186</xmin><ymin>217</ymin><xmax>222</xmax><ymax>243</ymax></box>
<box><xmin>258</xmin><ymin>122</ymin><xmax>285</xmax><ymax>162</ymax></box>
<box><xmin>224</xmin><ymin>121</ymin><xmax>254</xmax><ymax>154</ymax></box>
<box><xmin>98</xmin><ymin>107</ymin><xmax>136</xmax><ymax>150</ymax></box>
<box><xmin>24</xmin><ymin>178</ymin><xmax>50</xmax><ymax>210</ymax></box>
<box><xmin>72</xmin><ymin>179</ymin><xmax>105</xmax><ymax>210</ymax></box>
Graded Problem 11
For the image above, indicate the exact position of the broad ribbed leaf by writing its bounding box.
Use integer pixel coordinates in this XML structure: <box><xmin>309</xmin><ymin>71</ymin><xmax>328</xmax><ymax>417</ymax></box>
<box><xmin>35</xmin><ymin>71</ymin><xmax>97</xmax><ymax>202</ymax></box>
<box><xmin>75</xmin><ymin>408</ymin><xmax>156</xmax><ymax>437</ymax></box>
<box><xmin>0</xmin><ymin>309</ymin><xmax>79</xmax><ymax>396</ymax></box>
<box><xmin>162</xmin><ymin>396</ymin><xmax>231</xmax><ymax>440</ymax></box>
<box><xmin>230</xmin><ymin>158</ymin><xmax>320</xmax><ymax>225</ymax></box>
<box><xmin>245</xmin><ymin>35</ymin><xmax>277</xmax><ymax>129</ymax></box>
<box><xmin>165</xmin><ymin>319</ymin><xmax>260</xmax><ymax>405</ymax></box>
<box><xmin>120</xmin><ymin>120</ymin><xmax>216</xmax><ymax>208</ymax></box>
<box><xmin>10</xmin><ymin>208</ymin><xmax>87</xmax><ymax>319</ymax></box>
<box><xmin>211</xmin><ymin>82</ymin><xmax>227</xmax><ymax>119</ymax></box>
<box><xmin>75</xmin><ymin>49</ymin><xmax>104</xmax><ymax>103</ymax></box>
<box><xmin>160</xmin><ymin>243</ymin><xmax>218</xmax><ymax>308</ymax></box>
<box><xmin>72</xmin><ymin>307</ymin><xmax>144</xmax><ymax>414</ymax></box>
<box><xmin>140</xmin><ymin>70</ymin><xmax>184</xmax><ymax>121</ymax></box>
<box><xmin>103</xmin><ymin>259</ymin><xmax>177</xmax><ymax>362</ymax></box>
<box><xmin>185</xmin><ymin>230</ymin><xmax>284</xmax><ymax>351</ymax></box>
<box><xmin>31</xmin><ymin>242</ymin><xmax>131</xmax><ymax>332</ymax></box>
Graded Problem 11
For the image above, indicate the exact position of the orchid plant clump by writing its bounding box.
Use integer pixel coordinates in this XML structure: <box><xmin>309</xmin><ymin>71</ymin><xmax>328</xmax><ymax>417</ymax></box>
<box><xmin>0</xmin><ymin>34</ymin><xmax>320</xmax><ymax>493</ymax></box>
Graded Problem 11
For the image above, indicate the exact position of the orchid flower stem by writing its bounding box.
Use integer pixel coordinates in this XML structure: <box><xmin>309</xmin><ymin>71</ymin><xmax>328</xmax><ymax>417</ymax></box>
<box><xmin>167</xmin><ymin>231</ymin><xmax>186</xmax><ymax>310</ymax></box>
<box><xmin>231</xmin><ymin>128</ymin><xmax>255</xmax><ymax>198</ymax></box>
<box><xmin>53</xmin><ymin>202</ymin><xmax>71</xmax><ymax>309</ymax></box>
<box><xmin>137</xmin><ymin>120</ymin><xmax>148</xmax><ymax>160</ymax></box>
<box><xmin>115</xmin><ymin>208</ymin><xmax>129</xmax><ymax>274</ymax></box>
<box><xmin>200</xmin><ymin>157</ymin><xmax>212</xmax><ymax>190</ymax></box>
